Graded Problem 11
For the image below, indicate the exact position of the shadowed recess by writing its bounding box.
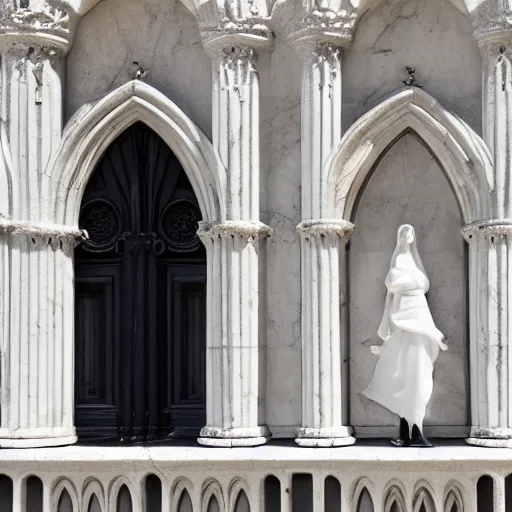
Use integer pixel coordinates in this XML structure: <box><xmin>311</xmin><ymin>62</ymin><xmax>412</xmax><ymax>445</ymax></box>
<box><xmin>264</xmin><ymin>475</ymin><xmax>281</xmax><ymax>512</ymax></box>
<box><xmin>178</xmin><ymin>490</ymin><xmax>193</xmax><ymax>512</ymax></box>
<box><xmin>292</xmin><ymin>474</ymin><xmax>313</xmax><ymax>512</ymax></box>
<box><xmin>58</xmin><ymin>489</ymin><xmax>73</xmax><ymax>512</ymax></box>
<box><xmin>235</xmin><ymin>490</ymin><xmax>250</xmax><ymax>512</ymax></box>
<box><xmin>26</xmin><ymin>476</ymin><xmax>43</xmax><ymax>512</ymax></box>
<box><xmin>477</xmin><ymin>476</ymin><xmax>494</xmax><ymax>512</ymax></box>
<box><xmin>88</xmin><ymin>494</ymin><xmax>102</xmax><ymax>512</ymax></box>
<box><xmin>117</xmin><ymin>485</ymin><xmax>132</xmax><ymax>512</ymax></box>
<box><xmin>324</xmin><ymin>476</ymin><xmax>341</xmax><ymax>512</ymax></box>
<box><xmin>0</xmin><ymin>475</ymin><xmax>13</xmax><ymax>511</ymax></box>
<box><xmin>207</xmin><ymin>495</ymin><xmax>220</xmax><ymax>512</ymax></box>
<box><xmin>145</xmin><ymin>475</ymin><xmax>162</xmax><ymax>512</ymax></box>
<box><xmin>357</xmin><ymin>488</ymin><xmax>374</xmax><ymax>512</ymax></box>
<box><xmin>505</xmin><ymin>474</ymin><xmax>512</xmax><ymax>512</ymax></box>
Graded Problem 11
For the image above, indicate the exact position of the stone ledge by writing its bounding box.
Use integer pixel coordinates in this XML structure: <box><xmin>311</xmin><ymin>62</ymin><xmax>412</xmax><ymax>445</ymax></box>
<box><xmin>198</xmin><ymin>220</ymin><xmax>273</xmax><ymax>239</ymax></box>
<box><xmin>0</xmin><ymin>218</ymin><xmax>84</xmax><ymax>240</ymax></box>
<box><xmin>0</xmin><ymin>442</ymin><xmax>512</xmax><ymax>470</ymax></box>
<box><xmin>462</xmin><ymin>218</ymin><xmax>512</xmax><ymax>240</ymax></box>
<box><xmin>297</xmin><ymin>219</ymin><xmax>354</xmax><ymax>237</ymax></box>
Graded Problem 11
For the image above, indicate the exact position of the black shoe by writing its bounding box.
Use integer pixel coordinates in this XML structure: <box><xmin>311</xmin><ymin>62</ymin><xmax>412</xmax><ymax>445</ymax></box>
<box><xmin>390</xmin><ymin>417</ymin><xmax>410</xmax><ymax>447</ymax></box>
<box><xmin>410</xmin><ymin>424</ymin><xmax>433</xmax><ymax>447</ymax></box>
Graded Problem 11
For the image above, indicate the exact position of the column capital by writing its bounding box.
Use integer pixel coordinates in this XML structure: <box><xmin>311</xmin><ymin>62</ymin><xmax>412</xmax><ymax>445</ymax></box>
<box><xmin>198</xmin><ymin>220</ymin><xmax>273</xmax><ymax>241</ymax></box>
<box><xmin>199</xmin><ymin>19</ymin><xmax>273</xmax><ymax>58</ymax></box>
<box><xmin>0</xmin><ymin>1</ymin><xmax>80</xmax><ymax>53</ymax></box>
<box><xmin>468</xmin><ymin>2</ymin><xmax>512</xmax><ymax>50</ymax></box>
<box><xmin>289</xmin><ymin>0</ymin><xmax>357</xmax><ymax>55</ymax></box>
<box><xmin>297</xmin><ymin>219</ymin><xmax>354</xmax><ymax>238</ymax></box>
<box><xmin>0</xmin><ymin>217</ymin><xmax>85</xmax><ymax>243</ymax></box>
<box><xmin>462</xmin><ymin>219</ymin><xmax>512</xmax><ymax>241</ymax></box>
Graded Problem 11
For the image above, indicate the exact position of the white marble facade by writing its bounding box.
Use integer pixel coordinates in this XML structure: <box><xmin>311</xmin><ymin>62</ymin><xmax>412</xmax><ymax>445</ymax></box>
<box><xmin>0</xmin><ymin>0</ymin><xmax>512</xmax><ymax>450</ymax></box>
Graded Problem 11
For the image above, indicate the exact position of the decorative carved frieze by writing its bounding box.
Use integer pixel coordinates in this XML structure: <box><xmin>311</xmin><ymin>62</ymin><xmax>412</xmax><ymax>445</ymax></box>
<box><xmin>0</xmin><ymin>217</ymin><xmax>84</xmax><ymax>241</ymax></box>
<box><xmin>198</xmin><ymin>220</ymin><xmax>273</xmax><ymax>240</ymax></box>
<box><xmin>0</xmin><ymin>0</ymin><xmax>75</xmax><ymax>51</ymax></box>
<box><xmin>291</xmin><ymin>0</ymin><xmax>357</xmax><ymax>50</ymax></box>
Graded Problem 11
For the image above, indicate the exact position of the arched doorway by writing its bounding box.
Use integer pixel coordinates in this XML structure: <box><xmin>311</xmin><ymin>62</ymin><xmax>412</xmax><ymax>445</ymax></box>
<box><xmin>74</xmin><ymin>122</ymin><xmax>206</xmax><ymax>442</ymax></box>
<box><xmin>348</xmin><ymin>131</ymin><xmax>469</xmax><ymax>437</ymax></box>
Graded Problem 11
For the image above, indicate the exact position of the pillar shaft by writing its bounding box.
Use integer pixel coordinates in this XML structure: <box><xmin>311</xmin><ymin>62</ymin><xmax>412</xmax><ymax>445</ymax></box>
<box><xmin>290</xmin><ymin>32</ymin><xmax>355</xmax><ymax>446</ymax></box>
<box><xmin>0</xmin><ymin>35</ymin><xmax>76</xmax><ymax>446</ymax></box>
<box><xmin>464</xmin><ymin>221</ymin><xmax>512</xmax><ymax>447</ymax></box>
<box><xmin>295</xmin><ymin>221</ymin><xmax>355</xmax><ymax>446</ymax></box>
<box><xmin>300</xmin><ymin>43</ymin><xmax>343</xmax><ymax>220</ymax></box>
<box><xmin>0</xmin><ymin>221</ymin><xmax>80</xmax><ymax>447</ymax></box>
<box><xmin>464</xmin><ymin>31</ymin><xmax>512</xmax><ymax>447</ymax></box>
<box><xmin>198</xmin><ymin>36</ymin><xmax>271</xmax><ymax>446</ymax></box>
<box><xmin>198</xmin><ymin>222</ymin><xmax>271</xmax><ymax>446</ymax></box>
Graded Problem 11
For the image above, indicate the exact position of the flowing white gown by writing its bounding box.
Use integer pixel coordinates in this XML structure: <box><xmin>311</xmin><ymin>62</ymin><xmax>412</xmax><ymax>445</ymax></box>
<box><xmin>362</xmin><ymin>237</ymin><xmax>447</xmax><ymax>431</ymax></box>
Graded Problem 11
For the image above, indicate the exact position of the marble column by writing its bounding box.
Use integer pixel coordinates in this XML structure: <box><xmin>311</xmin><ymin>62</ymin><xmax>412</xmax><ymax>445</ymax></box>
<box><xmin>197</xmin><ymin>37</ymin><xmax>272</xmax><ymax>447</ymax></box>
<box><xmin>290</xmin><ymin>31</ymin><xmax>356</xmax><ymax>446</ymax></box>
<box><xmin>0</xmin><ymin>20</ymin><xmax>79</xmax><ymax>446</ymax></box>
<box><xmin>296</xmin><ymin>221</ymin><xmax>354</xmax><ymax>446</ymax></box>
<box><xmin>464</xmin><ymin>34</ymin><xmax>512</xmax><ymax>447</ymax></box>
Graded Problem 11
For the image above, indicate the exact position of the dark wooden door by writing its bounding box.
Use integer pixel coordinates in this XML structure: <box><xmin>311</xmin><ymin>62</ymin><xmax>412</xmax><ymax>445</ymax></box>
<box><xmin>75</xmin><ymin>122</ymin><xmax>206</xmax><ymax>442</ymax></box>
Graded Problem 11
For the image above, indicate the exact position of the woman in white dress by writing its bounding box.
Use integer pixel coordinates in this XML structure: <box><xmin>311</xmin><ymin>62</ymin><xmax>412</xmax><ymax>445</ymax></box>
<box><xmin>362</xmin><ymin>224</ymin><xmax>448</xmax><ymax>447</ymax></box>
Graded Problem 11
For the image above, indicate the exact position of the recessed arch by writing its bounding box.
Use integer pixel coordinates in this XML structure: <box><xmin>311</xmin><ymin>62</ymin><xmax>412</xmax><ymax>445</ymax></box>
<box><xmin>83</xmin><ymin>479</ymin><xmax>106</xmax><ymax>512</ymax></box>
<box><xmin>171</xmin><ymin>478</ymin><xmax>195</xmax><ymax>512</ymax></box>
<box><xmin>47</xmin><ymin>80</ymin><xmax>226</xmax><ymax>227</ymax></box>
<box><xmin>413</xmin><ymin>485</ymin><xmax>436</xmax><ymax>512</ymax></box>
<box><xmin>50</xmin><ymin>478</ymin><xmax>80</xmax><ymax>512</ymax></box>
<box><xmin>352</xmin><ymin>478</ymin><xmax>376</xmax><ymax>512</ymax></box>
<box><xmin>108</xmin><ymin>477</ymin><xmax>136</xmax><ymax>512</ymax></box>
<box><xmin>201</xmin><ymin>479</ymin><xmax>225</xmax><ymax>512</ymax></box>
<box><xmin>383</xmin><ymin>482</ymin><xmax>407</xmax><ymax>512</ymax></box>
<box><xmin>444</xmin><ymin>483</ymin><xmax>464</xmax><ymax>512</ymax></box>
<box><xmin>325</xmin><ymin>87</ymin><xmax>492</xmax><ymax>224</ymax></box>
<box><xmin>228</xmin><ymin>478</ymin><xmax>251</xmax><ymax>512</ymax></box>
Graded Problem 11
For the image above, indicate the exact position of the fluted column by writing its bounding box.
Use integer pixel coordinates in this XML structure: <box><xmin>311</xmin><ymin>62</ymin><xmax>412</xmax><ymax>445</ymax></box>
<box><xmin>0</xmin><ymin>5</ymin><xmax>79</xmax><ymax>446</ymax></box>
<box><xmin>296</xmin><ymin>221</ymin><xmax>354</xmax><ymax>446</ymax></box>
<box><xmin>290</xmin><ymin>15</ymin><xmax>356</xmax><ymax>446</ymax></box>
<box><xmin>197</xmin><ymin>221</ymin><xmax>271</xmax><ymax>446</ymax></box>
<box><xmin>197</xmin><ymin>33</ymin><xmax>272</xmax><ymax>446</ymax></box>
<box><xmin>461</xmin><ymin>22</ymin><xmax>512</xmax><ymax>446</ymax></box>
<box><xmin>463</xmin><ymin>221</ymin><xmax>512</xmax><ymax>447</ymax></box>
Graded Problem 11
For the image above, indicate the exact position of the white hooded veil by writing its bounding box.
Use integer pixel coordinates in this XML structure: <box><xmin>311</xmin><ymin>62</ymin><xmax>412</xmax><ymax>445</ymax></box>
<box><xmin>377</xmin><ymin>225</ymin><xmax>434</xmax><ymax>343</ymax></box>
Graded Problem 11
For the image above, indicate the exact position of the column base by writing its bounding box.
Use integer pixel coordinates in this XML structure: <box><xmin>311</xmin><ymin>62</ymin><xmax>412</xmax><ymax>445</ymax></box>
<box><xmin>0</xmin><ymin>429</ymin><xmax>77</xmax><ymax>448</ymax></box>
<box><xmin>466</xmin><ymin>427</ymin><xmax>512</xmax><ymax>448</ymax></box>
<box><xmin>295</xmin><ymin>427</ymin><xmax>356</xmax><ymax>447</ymax></box>
<box><xmin>197</xmin><ymin>426</ymin><xmax>270</xmax><ymax>447</ymax></box>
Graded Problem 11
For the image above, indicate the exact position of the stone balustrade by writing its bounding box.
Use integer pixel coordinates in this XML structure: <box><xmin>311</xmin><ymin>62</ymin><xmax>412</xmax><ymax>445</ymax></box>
<box><xmin>0</xmin><ymin>444</ymin><xmax>508</xmax><ymax>511</ymax></box>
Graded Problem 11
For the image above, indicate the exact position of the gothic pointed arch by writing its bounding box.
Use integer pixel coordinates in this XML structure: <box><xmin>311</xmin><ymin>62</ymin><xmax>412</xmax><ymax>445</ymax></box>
<box><xmin>383</xmin><ymin>482</ymin><xmax>407</xmax><ymax>512</ymax></box>
<box><xmin>201</xmin><ymin>479</ymin><xmax>225</xmax><ymax>512</ymax></box>
<box><xmin>47</xmin><ymin>80</ymin><xmax>226</xmax><ymax>228</ymax></box>
<box><xmin>324</xmin><ymin>87</ymin><xmax>492</xmax><ymax>224</ymax></box>
<box><xmin>50</xmin><ymin>478</ymin><xmax>80</xmax><ymax>512</ymax></box>
<box><xmin>413</xmin><ymin>484</ymin><xmax>437</xmax><ymax>512</ymax></box>
<box><xmin>444</xmin><ymin>483</ymin><xmax>464</xmax><ymax>512</ymax></box>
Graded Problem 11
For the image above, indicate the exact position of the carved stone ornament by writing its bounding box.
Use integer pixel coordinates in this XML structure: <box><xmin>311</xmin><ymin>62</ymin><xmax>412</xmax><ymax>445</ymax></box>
<box><xmin>160</xmin><ymin>199</ymin><xmax>202</xmax><ymax>252</ymax></box>
<box><xmin>0</xmin><ymin>0</ymin><xmax>75</xmax><ymax>51</ymax></box>
<box><xmin>362</xmin><ymin>224</ymin><xmax>447</xmax><ymax>448</ymax></box>
<box><xmin>79</xmin><ymin>199</ymin><xmax>121</xmax><ymax>252</ymax></box>
<box><xmin>290</xmin><ymin>0</ymin><xmax>358</xmax><ymax>51</ymax></box>
<box><xmin>0</xmin><ymin>216</ymin><xmax>84</xmax><ymax>241</ymax></box>
<box><xmin>467</xmin><ymin>1</ymin><xmax>512</xmax><ymax>47</ymax></box>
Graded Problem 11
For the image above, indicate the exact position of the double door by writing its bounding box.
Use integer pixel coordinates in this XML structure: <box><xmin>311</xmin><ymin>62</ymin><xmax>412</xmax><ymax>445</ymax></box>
<box><xmin>74</xmin><ymin>122</ymin><xmax>206</xmax><ymax>442</ymax></box>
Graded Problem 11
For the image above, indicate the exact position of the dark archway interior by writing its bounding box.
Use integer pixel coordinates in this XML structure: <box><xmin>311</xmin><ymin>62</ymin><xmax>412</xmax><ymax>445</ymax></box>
<box><xmin>74</xmin><ymin>122</ymin><xmax>206</xmax><ymax>443</ymax></box>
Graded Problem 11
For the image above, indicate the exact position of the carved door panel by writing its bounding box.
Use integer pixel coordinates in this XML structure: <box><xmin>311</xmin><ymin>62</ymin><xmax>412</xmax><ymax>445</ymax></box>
<box><xmin>75</xmin><ymin>122</ymin><xmax>206</xmax><ymax>442</ymax></box>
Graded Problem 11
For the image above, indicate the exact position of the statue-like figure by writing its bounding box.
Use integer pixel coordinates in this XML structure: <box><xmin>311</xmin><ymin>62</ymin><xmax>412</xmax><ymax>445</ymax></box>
<box><xmin>362</xmin><ymin>224</ymin><xmax>447</xmax><ymax>447</ymax></box>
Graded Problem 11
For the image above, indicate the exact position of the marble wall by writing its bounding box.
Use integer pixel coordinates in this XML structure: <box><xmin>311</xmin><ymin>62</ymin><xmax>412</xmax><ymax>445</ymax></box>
<box><xmin>65</xmin><ymin>0</ymin><xmax>480</xmax><ymax>435</ymax></box>
<box><xmin>349</xmin><ymin>133</ymin><xmax>469</xmax><ymax>435</ymax></box>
